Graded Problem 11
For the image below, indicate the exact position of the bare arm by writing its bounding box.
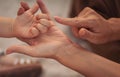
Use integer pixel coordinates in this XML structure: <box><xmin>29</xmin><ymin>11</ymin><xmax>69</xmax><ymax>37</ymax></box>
<box><xmin>55</xmin><ymin>43</ymin><xmax>120</xmax><ymax>77</ymax></box>
<box><xmin>0</xmin><ymin>17</ymin><xmax>14</xmax><ymax>37</ymax></box>
<box><xmin>6</xmin><ymin>1</ymin><xmax>120</xmax><ymax>77</ymax></box>
<box><xmin>55</xmin><ymin>7</ymin><xmax>120</xmax><ymax>44</ymax></box>
<box><xmin>0</xmin><ymin>2</ymin><xmax>40</xmax><ymax>38</ymax></box>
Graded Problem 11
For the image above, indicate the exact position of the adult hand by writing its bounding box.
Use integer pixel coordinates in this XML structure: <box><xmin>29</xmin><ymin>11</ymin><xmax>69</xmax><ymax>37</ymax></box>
<box><xmin>6</xmin><ymin>0</ymin><xmax>73</xmax><ymax>58</ymax></box>
<box><xmin>6</xmin><ymin>3</ymin><xmax>120</xmax><ymax>77</ymax></box>
<box><xmin>55</xmin><ymin>7</ymin><xmax>114</xmax><ymax>44</ymax></box>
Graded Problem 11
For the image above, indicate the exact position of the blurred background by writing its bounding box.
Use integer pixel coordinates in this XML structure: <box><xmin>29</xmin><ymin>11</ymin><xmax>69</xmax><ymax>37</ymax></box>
<box><xmin>0</xmin><ymin>0</ymin><xmax>86</xmax><ymax>77</ymax></box>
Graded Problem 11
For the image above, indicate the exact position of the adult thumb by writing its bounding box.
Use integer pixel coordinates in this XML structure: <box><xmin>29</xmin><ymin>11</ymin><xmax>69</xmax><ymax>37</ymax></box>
<box><xmin>79</xmin><ymin>28</ymin><xmax>94</xmax><ymax>41</ymax></box>
<box><xmin>6</xmin><ymin>45</ymin><xmax>34</xmax><ymax>57</ymax></box>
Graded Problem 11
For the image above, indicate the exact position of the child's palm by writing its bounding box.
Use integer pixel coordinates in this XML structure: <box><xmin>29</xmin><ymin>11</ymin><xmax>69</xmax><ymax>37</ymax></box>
<box><xmin>13</xmin><ymin>3</ymin><xmax>39</xmax><ymax>38</ymax></box>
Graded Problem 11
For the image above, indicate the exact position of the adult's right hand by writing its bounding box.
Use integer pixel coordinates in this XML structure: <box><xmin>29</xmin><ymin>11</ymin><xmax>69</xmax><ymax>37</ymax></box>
<box><xmin>55</xmin><ymin>7</ymin><xmax>115</xmax><ymax>44</ymax></box>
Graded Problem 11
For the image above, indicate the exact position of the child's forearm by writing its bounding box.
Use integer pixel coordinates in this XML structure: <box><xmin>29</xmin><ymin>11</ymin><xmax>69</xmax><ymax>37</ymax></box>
<box><xmin>0</xmin><ymin>17</ymin><xmax>15</xmax><ymax>38</ymax></box>
<box><xmin>55</xmin><ymin>43</ymin><xmax>120</xmax><ymax>77</ymax></box>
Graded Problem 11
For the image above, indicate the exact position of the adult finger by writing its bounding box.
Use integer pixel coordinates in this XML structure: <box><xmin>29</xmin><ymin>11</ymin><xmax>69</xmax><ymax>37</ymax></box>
<box><xmin>72</xmin><ymin>27</ymin><xmax>79</xmax><ymax>38</ymax></box>
<box><xmin>36</xmin><ymin>23</ymin><xmax>48</xmax><ymax>33</ymax></box>
<box><xmin>78</xmin><ymin>7</ymin><xmax>91</xmax><ymax>17</ymax></box>
<box><xmin>55</xmin><ymin>16</ymin><xmax>76</xmax><ymax>26</ymax></box>
<box><xmin>55</xmin><ymin>16</ymin><xmax>89</xmax><ymax>27</ymax></box>
<box><xmin>36</xmin><ymin>13</ymin><xmax>49</xmax><ymax>20</ymax></box>
<box><xmin>79</xmin><ymin>28</ymin><xmax>95</xmax><ymax>41</ymax></box>
<box><xmin>6</xmin><ymin>45</ymin><xmax>36</xmax><ymax>57</ymax></box>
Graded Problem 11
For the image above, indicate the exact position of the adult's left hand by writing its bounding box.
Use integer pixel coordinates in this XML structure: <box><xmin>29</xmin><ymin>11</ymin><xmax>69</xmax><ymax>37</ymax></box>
<box><xmin>6</xmin><ymin>0</ymin><xmax>74</xmax><ymax>58</ymax></box>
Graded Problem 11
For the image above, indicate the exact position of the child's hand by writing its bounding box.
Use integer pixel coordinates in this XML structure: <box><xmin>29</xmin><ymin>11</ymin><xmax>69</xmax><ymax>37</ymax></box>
<box><xmin>6</xmin><ymin>0</ymin><xmax>73</xmax><ymax>58</ymax></box>
<box><xmin>13</xmin><ymin>2</ymin><xmax>40</xmax><ymax>38</ymax></box>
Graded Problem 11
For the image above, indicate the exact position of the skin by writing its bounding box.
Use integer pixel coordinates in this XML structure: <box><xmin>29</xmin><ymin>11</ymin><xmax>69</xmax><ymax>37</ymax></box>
<box><xmin>5</xmin><ymin>0</ymin><xmax>120</xmax><ymax>77</ymax></box>
<box><xmin>0</xmin><ymin>2</ymin><xmax>40</xmax><ymax>38</ymax></box>
<box><xmin>55</xmin><ymin>7</ymin><xmax>120</xmax><ymax>44</ymax></box>
<box><xmin>6</xmin><ymin>0</ymin><xmax>71</xmax><ymax>58</ymax></box>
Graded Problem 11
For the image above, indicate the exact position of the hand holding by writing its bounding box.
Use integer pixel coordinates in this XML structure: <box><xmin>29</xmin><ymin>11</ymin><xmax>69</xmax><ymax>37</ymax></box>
<box><xmin>6</xmin><ymin>0</ymin><xmax>73</xmax><ymax>58</ymax></box>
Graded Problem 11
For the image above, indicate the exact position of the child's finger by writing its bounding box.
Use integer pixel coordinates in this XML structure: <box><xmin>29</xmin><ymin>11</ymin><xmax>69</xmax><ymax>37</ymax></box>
<box><xmin>36</xmin><ymin>13</ymin><xmax>49</xmax><ymax>20</ymax></box>
<box><xmin>17</xmin><ymin>7</ymin><xmax>25</xmax><ymax>16</ymax></box>
<box><xmin>20</xmin><ymin>1</ymin><xmax>30</xmax><ymax>11</ymax></box>
<box><xmin>39</xmin><ymin>19</ymin><xmax>53</xmax><ymax>28</ymax></box>
<box><xmin>29</xmin><ymin>4</ymin><xmax>39</xmax><ymax>14</ymax></box>
<box><xmin>36</xmin><ymin>24</ymin><xmax>48</xmax><ymax>33</ymax></box>
<box><xmin>30</xmin><ymin>27</ymin><xmax>40</xmax><ymax>37</ymax></box>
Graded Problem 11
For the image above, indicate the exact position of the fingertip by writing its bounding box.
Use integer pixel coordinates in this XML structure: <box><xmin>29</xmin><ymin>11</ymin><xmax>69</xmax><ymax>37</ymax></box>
<box><xmin>54</xmin><ymin>16</ymin><xmax>64</xmax><ymax>23</ymax></box>
<box><xmin>20</xmin><ymin>1</ymin><xmax>30</xmax><ymax>11</ymax></box>
<box><xmin>40</xmin><ymin>19</ymin><xmax>49</xmax><ymax>25</ymax></box>
<box><xmin>79</xmin><ymin>28</ymin><xmax>86</xmax><ymax>37</ymax></box>
<box><xmin>30</xmin><ymin>27</ymin><xmax>39</xmax><ymax>37</ymax></box>
<box><xmin>6</xmin><ymin>50</ymin><xmax>13</xmax><ymax>55</ymax></box>
<box><xmin>29</xmin><ymin>4</ymin><xmax>39</xmax><ymax>14</ymax></box>
<box><xmin>20</xmin><ymin>1</ymin><xmax>25</xmax><ymax>5</ymax></box>
<box><xmin>54</xmin><ymin>16</ymin><xmax>61</xmax><ymax>20</ymax></box>
<box><xmin>6</xmin><ymin>47</ymin><xmax>14</xmax><ymax>54</ymax></box>
<box><xmin>20</xmin><ymin>1</ymin><xmax>26</xmax><ymax>8</ymax></box>
<box><xmin>17</xmin><ymin>7</ymin><xmax>25</xmax><ymax>16</ymax></box>
<box><xmin>54</xmin><ymin>16</ymin><xmax>58</xmax><ymax>18</ymax></box>
<box><xmin>37</xmin><ymin>0</ymin><xmax>43</xmax><ymax>6</ymax></box>
<box><xmin>34</xmin><ymin>3</ymin><xmax>39</xmax><ymax>9</ymax></box>
<box><xmin>36</xmin><ymin>23</ymin><xmax>48</xmax><ymax>33</ymax></box>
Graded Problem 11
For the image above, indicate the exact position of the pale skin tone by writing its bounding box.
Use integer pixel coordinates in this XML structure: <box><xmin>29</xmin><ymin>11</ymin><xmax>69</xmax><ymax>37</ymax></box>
<box><xmin>0</xmin><ymin>2</ymin><xmax>41</xmax><ymax>38</ymax></box>
<box><xmin>55</xmin><ymin>7</ymin><xmax>120</xmax><ymax>44</ymax></box>
<box><xmin>2</xmin><ymin>0</ymin><xmax>120</xmax><ymax>77</ymax></box>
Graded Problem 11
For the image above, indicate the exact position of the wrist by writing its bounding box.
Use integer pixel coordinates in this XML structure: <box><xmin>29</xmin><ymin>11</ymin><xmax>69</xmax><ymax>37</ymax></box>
<box><xmin>10</xmin><ymin>19</ymin><xmax>16</xmax><ymax>37</ymax></box>
<box><xmin>53</xmin><ymin>41</ymin><xmax>87</xmax><ymax>70</ymax></box>
<box><xmin>5</xmin><ymin>18</ymin><xmax>16</xmax><ymax>38</ymax></box>
<box><xmin>54</xmin><ymin>42</ymin><xmax>79</xmax><ymax>60</ymax></box>
<box><xmin>0</xmin><ymin>17</ymin><xmax>15</xmax><ymax>38</ymax></box>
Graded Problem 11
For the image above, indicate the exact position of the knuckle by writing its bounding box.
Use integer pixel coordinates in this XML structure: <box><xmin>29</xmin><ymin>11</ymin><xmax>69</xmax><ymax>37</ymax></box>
<box><xmin>85</xmin><ymin>7</ymin><xmax>91</xmax><ymax>10</ymax></box>
<box><xmin>74</xmin><ymin>18</ymin><xmax>80</xmax><ymax>26</ymax></box>
<box><xmin>50</xmin><ymin>21</ymin><xmax>55</xmax><ymax>26</ymax></box>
